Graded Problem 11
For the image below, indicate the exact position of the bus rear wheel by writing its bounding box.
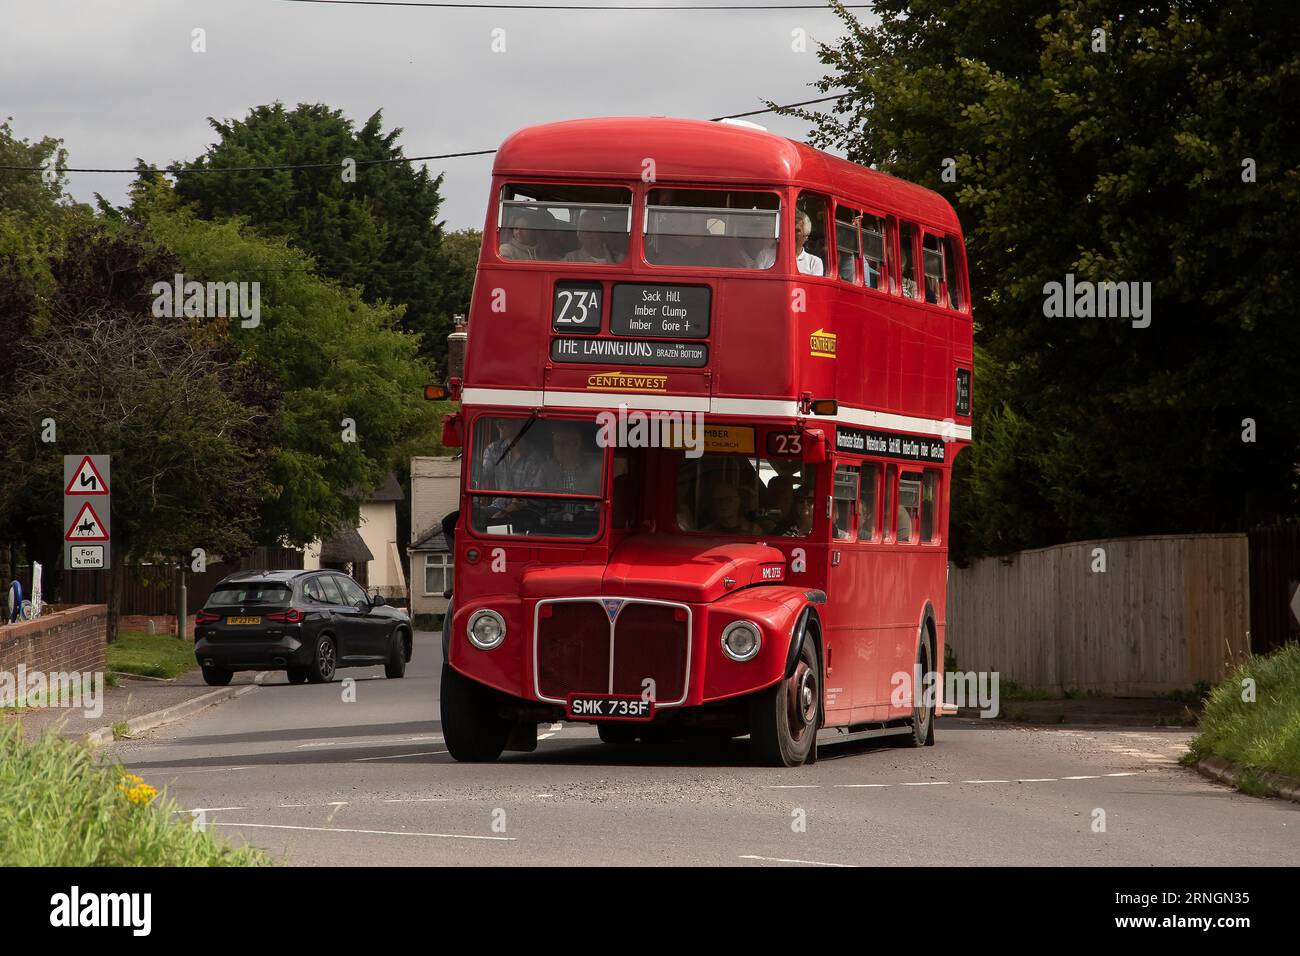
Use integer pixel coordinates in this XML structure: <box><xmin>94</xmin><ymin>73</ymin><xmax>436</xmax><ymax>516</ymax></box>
<box><xmin>750</xmin><ymin>638</ymin><xmax>819</xmax><ymax>767</ymax></box>
<box><xmin>893</xmin><ymin>637</ymin><xmax>936</xmax><ymax>748</ymax></box>
<box><xmin>440</xmin><ymin>663</ymin><xmax>510</xmax><ymax>762</ymax></box>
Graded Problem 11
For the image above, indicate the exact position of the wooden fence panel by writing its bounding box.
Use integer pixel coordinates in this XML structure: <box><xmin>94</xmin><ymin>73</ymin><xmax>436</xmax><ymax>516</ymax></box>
<box><xmin>947</xmin><ymin>534</ymin><xmax>1250</xmax><ymax>695</ymax></box>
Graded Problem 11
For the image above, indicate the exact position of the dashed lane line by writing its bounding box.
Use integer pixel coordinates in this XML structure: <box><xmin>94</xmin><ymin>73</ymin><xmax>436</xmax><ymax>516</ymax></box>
<box><xmin>740</xmin><ymin>854</ymin><xmax>853</xmax><ymax>867</ymax></box>
<box><xmin>212</xmin><ymin>821</ymin><xmax>515</xmax><ymax>841</ymax></box>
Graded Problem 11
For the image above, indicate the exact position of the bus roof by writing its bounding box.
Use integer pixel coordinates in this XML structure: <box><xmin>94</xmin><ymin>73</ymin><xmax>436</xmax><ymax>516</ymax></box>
<box><xmin>493</xmin><ymin>116</ymin><xmax>961</xmax><ymax>233</ymax></box>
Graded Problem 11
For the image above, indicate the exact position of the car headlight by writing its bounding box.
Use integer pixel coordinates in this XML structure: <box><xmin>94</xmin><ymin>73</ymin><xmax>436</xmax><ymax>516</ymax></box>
<box><xmin>467</xmin><ymin>609</ymin><xmax>506</xmax><ymax>650</ymax></box>
<box><xmin>721</xmin><ymin>621</ymin><xmax>762</xmax><ymax>662</ymax></box>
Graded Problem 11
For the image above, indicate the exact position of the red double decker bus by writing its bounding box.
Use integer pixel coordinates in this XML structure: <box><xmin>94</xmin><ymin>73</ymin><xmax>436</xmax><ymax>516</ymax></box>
<box><xmin>437</xmin><ymin>116</ymin><xmax>973</xmax><ymax>766</ymax></box>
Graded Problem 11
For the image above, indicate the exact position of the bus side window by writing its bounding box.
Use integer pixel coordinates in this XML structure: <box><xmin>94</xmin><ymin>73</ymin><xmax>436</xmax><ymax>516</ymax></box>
<box><xmin>861</xmin><ymin>215</ymin><xmax>887</xmax><ymax>291</ymax></box>
<box><xmin>899</xmin><ymin>223</ymin><xmax>920</xmax><ymax>300</ymax></box>
<box><xmin>920</xmin><ymin>470</ymin><xmax>938</xmax><ymax>542</ymax></box>
<box><xmin>922</xmin><ymin>233</ymin><xmax>945</xmax><ymax>305</ymax></box>
<box><xmin>795</xmin><ymin>193</ymin><xmax>830</xmax><ymax>277</ymax></box>
<box><xmin>858</xmin><ymin>464</ymin><xmax>880</xmax><ymax>541</ymax></box>
<box><xmin>898</xmin><ymin>472</ymin><xmax>922</xmax><ymax>544</ymax></box>
<box><xmin>832</xmin><ymin>464</ymin><xmax>858</xmax><ymax>540</ymax></box>
<box><xmin>883</xmin><ymin>465</ymin><xmax>896</xmax><ymax>540</ymax></box>
<box><xmin>942</xmin><ymin>236</ymin><xmax>964</xmax><ymax>310</ymax></box>
<box><xmin>834</xmin><ymin>205</ymin><xmax>860</xmax><ymax>284</ymax></box>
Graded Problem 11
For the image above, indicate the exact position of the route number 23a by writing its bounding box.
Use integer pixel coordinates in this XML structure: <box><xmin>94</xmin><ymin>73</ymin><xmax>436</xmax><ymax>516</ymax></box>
<box><xmin>555</xmin><ymin>289</ymin><xmax>599</xmax><ymax>326</ymax></box>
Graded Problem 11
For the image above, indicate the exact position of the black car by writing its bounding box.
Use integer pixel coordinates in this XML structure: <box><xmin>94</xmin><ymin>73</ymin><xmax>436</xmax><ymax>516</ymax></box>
<box><xmin>194</xmin><ymin>570</ymin><xmax>412</xmax><ymax>686</ymax></box>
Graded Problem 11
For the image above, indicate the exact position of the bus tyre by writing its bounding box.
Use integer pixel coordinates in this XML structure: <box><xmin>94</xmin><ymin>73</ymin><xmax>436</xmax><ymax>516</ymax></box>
<box><xmin>201</xmin><ymin>665</ymin><xmax>233</xmax><ymax>687</ymax></box>
<box><xmin>750</xmin><ymin>638</ymin><xmax>819</xmax><ymax>767</ymax></box>
<box><xmin>384</xmin><ymin>630</ymin><xmax>407</xmax><ymax>679</ymax></box>
<box><xmin>597</xmin><ymin>724</ymin><xmax>638</xmax><ymax>745</ymax></box>
<box><xmin>440</xmin><ymin>663</ymin><xmax>510</xmax><ymax>762</ymax></box>
<box><xmin>896</xmin><ymin>638</ymin><xmax>936</xmax><ymax>748</ymax></box>
<box><xmin>306</xmin><ymin>635</ymin><xmax>337</xmax><ymax>684</ymax></box>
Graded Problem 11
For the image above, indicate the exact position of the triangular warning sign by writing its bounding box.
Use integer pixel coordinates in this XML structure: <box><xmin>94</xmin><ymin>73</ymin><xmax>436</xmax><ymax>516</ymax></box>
<box><xmin>65</xmin><ymin>501</ymin><xmax>109</xmax><ymax>541</ymax></box>
<box><xmin>65</xmin><ymin>456</ymin><xmax>108</xmax><ymax>495</ymax></box>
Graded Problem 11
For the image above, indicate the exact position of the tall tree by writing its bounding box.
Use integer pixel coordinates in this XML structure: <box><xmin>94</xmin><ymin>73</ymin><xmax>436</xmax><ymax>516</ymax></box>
<box><xmin>172</xmin><ymin>104</ymin><xmax>454</xmax><ymax>366</ymax></box>
<box><xmin>795</xmin><ymin>1</ymin><xmax>1300</xmax><ymax>557</ymax></box>
<box><xmin>141</xmin><ymin>197</ymin><xmax>441</xmax><ymax>547</ymax></box>
<box><xmin>0</xmin><ymin>300</ymin><xmax>274</xmax><ymax>642</ymax></box>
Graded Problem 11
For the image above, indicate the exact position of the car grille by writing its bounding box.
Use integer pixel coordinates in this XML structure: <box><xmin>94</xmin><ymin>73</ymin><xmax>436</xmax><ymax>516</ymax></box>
<box><xmin>535</xmin><ymin>598</ymin><xmax>691</xmax><ymax>707</ymax></box>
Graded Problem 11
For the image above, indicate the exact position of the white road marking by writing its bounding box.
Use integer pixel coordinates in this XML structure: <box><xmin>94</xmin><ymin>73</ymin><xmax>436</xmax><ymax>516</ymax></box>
<box><xmin>297</xmin><ymin>735</ymin><xmax>443</xmax><ymax>749</ymax></box>
<box><xmin>740</xmin><ymin>854</ymin><xmax>853</xmax><ymax>868</ymax></box>
<box><xmin>160</xmin><ymin>766</ymin><xmax>253</xmax><ymax>774</ymax></box>
<box><xmin>538</xmin><ymin>733</ymin><xmax>556</xmax><ymax>740</ymax></box>
<box><xmin>835</xmin><ymin>784</ymin><xmax>891</xmax><ymax>788</ymax></box>
<box><xmin>214</xmin><ymin>821</ymin><xmax>514</xmax><ymax>841</ymax></box>
<box><xmin>1018</xmin><ymin>778</ymin><xmax>1058</xmax><ymax>783</ymax></box>
<box><xmin>172</xmin><ymin>807</ymin><xmax>244</xmax><ymax>813</ymax></box>
<box><xmin>1105</xmin><ymin>772</ymin><xmax>1140</xmax><ymax>777</ymax></box>
<box><xmin>382</xmin><ymin>797</ymin><xmax>450</xmax><ymax>803</ymax></box>
<box><xmin>1062</xmin><ymin>775</ymin><xmax>1101</xmax><ymax>780</ymax></box>
<box><xmin>901</xmin><ymin>781</ymin><xmax>949</xmax><ymax>786</ymax></box>
<box><xmin>353</xmin><ymin>750</ymin><xmax>448</xmax><ymax>762</ymax></box>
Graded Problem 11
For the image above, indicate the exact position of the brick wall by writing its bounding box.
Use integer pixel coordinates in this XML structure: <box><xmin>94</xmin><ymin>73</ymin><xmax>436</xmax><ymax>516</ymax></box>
<box><xmin>119</xmin><ymin>614</ymin><xmax>196</xmax><ymax>640</ymax></box>
<box><xmin>0</xmin><ymin>604</ymin><xmax>107</xmax><ymax>677</ymax></box>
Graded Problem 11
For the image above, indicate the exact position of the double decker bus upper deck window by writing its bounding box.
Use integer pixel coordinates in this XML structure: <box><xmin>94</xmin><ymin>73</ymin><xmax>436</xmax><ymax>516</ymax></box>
<box><xmin>922</xmin><ymin>233</ymin><xmax>947</xmax><ymax>306</ymax></box>
<box><xmin>468</xmin><ymin>415</ymin><xmax>605</xmax><ymax>538</ymax></box>
<box><xmin>644</xmin><ymin>189</ymin><xmax>780</xmax><ymax>270</ymax></box>
<box><xmin>899</xmin><ymin>222</ymin><xmax>920</xmax><ymax>299</ymax></box>
<box><xmin>676</xmin><ymin>453</ymin><xmax>812</xmax><ymax>537</ymax></box>
<box><xmin>835</xmin><ymin>206</ymin><xmax>861</xmax><ymax>284</ymax></box>
<box><xmin>861</xmin><ymin>215</ymin><xmax>887</xmax><ymax>290</ymax></box>
<box><xmin>498</xmin><ymin>184</ymin><xmax>631</xmax><ymax>264</ymax></box>
<box><xmin>942</xmin><ymin>235</ymin><xmax>964</xmax><ymax>310</ymax></box>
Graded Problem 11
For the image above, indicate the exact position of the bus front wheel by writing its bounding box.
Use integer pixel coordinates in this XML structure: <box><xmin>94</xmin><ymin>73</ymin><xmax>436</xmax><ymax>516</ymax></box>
<box><xmin>750</xmin><ymin>638</ymin><xmax>819</xmax><ymax>767</ymax></box>
<box><xmin>440</xmin><ymin>663</ymin><xmax>510</xmax><ymax>762</ymax></box>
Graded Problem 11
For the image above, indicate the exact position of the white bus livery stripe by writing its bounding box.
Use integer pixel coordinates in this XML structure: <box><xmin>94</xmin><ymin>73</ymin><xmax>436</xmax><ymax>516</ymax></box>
<box><xmin>459</xmin><ymin>387</ymin><xmax>972</xmax><ymax>442</ymax></box>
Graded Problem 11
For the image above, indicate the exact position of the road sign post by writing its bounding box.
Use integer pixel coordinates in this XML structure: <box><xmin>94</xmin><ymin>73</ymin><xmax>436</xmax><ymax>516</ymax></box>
<box><xmin>63</xmin><ymin>455</ymin><xmax>111</xmax><ymax>570</ymax></box>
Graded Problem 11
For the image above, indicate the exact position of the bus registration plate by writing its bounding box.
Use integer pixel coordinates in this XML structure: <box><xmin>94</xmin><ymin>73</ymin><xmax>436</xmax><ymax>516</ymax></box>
<box><xmin>566</xmin><ymin>694</ymin><xmax>654</xmax><ymax>722</ymax></box>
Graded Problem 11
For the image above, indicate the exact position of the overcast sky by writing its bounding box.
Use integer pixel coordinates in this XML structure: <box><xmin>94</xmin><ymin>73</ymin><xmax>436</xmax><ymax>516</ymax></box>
<box><xmin>1</xmin><ymin>0</ymin><xmax>868</xmax><ymax>230</ymax></box>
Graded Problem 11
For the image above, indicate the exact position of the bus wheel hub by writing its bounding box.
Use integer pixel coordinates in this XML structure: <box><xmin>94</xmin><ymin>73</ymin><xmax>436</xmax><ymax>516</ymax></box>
<box><xmin>788</xmin><ymin>661</ymin><xmax>817</xmax><ymax>729</ymax></box>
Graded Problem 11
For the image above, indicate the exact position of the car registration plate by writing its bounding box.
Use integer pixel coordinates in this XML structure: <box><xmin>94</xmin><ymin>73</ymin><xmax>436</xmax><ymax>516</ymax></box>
<box><xmin>566</xmin><ymin>694</ymin><xmax>654</xmax><ymax>721</ymax></box>
<box><xmin>226</xmin><ymin>616</ymin><xmax>261</xmax><ymax>625</ymax></box>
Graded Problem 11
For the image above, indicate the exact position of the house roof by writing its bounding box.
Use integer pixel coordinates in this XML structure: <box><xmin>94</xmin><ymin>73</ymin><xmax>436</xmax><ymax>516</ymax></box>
<box><xmin>410</xmin><ymin>525</ymin><xmax>451</xmax><ymax>553</ymax></box>
<box><xmin>367</xmin><ymin>471</ymin><xmax>405</xmax><ymax>503</ymax></box>
<box><xmin>319</xmin><ymin>527</ymin><xmax>375</xmax><ymax>564</ymax></box>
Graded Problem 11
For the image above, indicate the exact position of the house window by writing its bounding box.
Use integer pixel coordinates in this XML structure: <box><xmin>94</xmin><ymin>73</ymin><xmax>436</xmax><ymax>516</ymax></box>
<box><xmin>424</xmin><ymin>554</ymin><xmax>453</xmax><ymax>596</ymax></box>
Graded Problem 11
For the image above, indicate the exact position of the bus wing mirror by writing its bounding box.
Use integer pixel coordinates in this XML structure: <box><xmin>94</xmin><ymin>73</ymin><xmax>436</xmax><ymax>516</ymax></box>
<box><xmin>801</xmin><ymin>428</ymin><xmax>827</xmax><ymax>463</ymax></box>
<box><xmin>441</xmin><ymin>412</ymin><xmax>464</xmax><ymax>448</ymax></box>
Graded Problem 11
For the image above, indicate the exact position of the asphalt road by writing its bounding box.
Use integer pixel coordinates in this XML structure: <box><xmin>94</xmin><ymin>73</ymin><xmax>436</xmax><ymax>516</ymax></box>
<box><xmin>112</xmin><ymin>632</ymin><xmax>1299</xmax><ymax>866</ymax></box>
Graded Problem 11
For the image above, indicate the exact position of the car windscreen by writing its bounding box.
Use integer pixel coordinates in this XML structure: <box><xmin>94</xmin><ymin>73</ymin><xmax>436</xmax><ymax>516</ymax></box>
<box><xmin>206</xmin><ymin>583</ymin><xmax>292</xmax><ymax>606</ymax></box>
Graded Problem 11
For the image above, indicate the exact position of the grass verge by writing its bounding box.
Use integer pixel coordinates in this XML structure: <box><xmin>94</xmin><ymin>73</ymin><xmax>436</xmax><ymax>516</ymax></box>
<box><xmin>1187</xmin><ymin>642</ymin><xmax>1300</xmax><ymax>791</ymax></box>
<box><xmin>107</xmin><ymin>630</ymin><xmax>197</xmax><ymax>680</ymax></box>
<box><xmin>0</xmin><ymin>722</ymin><xmax>268</xmax><ymax>865</ymax></box>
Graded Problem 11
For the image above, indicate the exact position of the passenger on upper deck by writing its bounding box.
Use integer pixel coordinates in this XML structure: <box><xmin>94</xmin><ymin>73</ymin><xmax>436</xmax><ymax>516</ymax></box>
<box><xmin>563</xmin><ymin>209</ymin><xmax>622</xmax><ymax>264</ymax></box>
<box><xmin>498</xmin><ymin>208</ymin><xmax>541</xmax><ymax>260</ymax></box>
<box><xmin>794</xmin><ymin>211</ymin><xmax>824</xmax><ymax>276</ymax></box>
<box><xmin>738</xmin><ymin>233</ymin><xmax>776</xmax><ymax>270</ymax></box>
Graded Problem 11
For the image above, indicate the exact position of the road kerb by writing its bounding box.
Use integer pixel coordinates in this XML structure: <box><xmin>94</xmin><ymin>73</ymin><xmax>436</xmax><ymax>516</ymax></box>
<box><xmin>1196</xmin><ymin>755</ymin><xmax>1300</xmax><ymax>803</ymax></box>
<box><xmin>85</xmin><ymin>673</ymin><xmax>266</xmax><ymax>748</ymax></box>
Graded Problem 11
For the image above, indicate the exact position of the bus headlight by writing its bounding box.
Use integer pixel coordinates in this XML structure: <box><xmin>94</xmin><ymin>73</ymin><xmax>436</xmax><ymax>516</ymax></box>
<box><xmin>467</xmin><ymin>609</ymin><xmax>506</xmax><ymax>650</ymax></box>
<box><xmin>721</xmin><ymin>621</ymin><xmax>762</xmax><ymax>662</ymax></box>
